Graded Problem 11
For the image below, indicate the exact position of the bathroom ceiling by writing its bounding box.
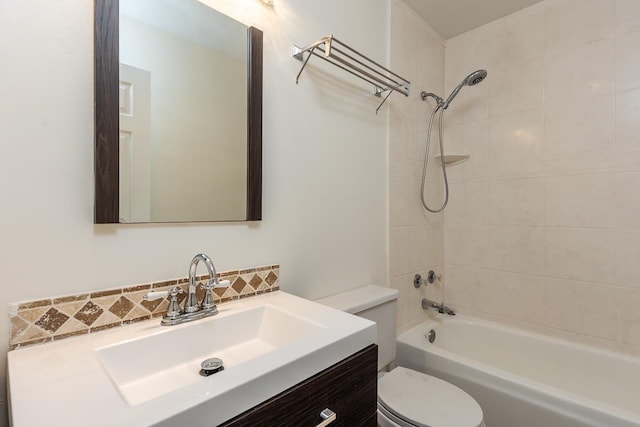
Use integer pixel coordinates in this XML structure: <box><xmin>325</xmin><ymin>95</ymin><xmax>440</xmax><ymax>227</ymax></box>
<box><xmin>403</xmin><ymin>0</ymin><xmax>545</xmax><ymax>39</ymax></box>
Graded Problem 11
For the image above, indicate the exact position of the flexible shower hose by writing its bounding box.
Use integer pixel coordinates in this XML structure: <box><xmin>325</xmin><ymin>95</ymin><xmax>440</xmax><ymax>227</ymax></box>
<box><xmin>420</xmin><ymin>104</ymin><xmax>449</xmax><ymax>213</ymax></box>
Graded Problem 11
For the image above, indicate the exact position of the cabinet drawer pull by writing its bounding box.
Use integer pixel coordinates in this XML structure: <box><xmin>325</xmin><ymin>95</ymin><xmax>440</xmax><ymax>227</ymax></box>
<box><xmin>316</xmin><ymin>408</ymin><xmax>336</xmax><ymax>427</ymax></box>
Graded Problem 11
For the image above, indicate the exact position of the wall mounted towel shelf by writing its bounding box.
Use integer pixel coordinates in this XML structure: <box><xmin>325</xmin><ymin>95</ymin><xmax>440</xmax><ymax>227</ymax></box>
<box><xmin>292</xmin><ymin>35</ymin><xmax>410</xmax><ymax>113</ymax></box>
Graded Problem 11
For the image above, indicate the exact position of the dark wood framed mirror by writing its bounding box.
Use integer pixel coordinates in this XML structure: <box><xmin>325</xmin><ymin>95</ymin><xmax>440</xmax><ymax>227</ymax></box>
<box><xmin>94</xmin><ymin>0</ymin><xmax>262</xmax><ymax>224</ymax></box>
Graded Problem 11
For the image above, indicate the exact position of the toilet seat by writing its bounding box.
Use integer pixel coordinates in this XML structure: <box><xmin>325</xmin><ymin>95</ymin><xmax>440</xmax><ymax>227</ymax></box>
<box><xmin>378</xmin><ymin>367</ymin><xmax>484</xmax><ymax>427</ymax></box>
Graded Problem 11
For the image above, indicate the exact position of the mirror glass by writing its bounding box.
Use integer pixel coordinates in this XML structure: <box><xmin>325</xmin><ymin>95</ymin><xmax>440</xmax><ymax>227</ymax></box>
<box><xmin>117</xmin><ymin>0</ymin><xmax>250</xmax><ymax>223</ymax></box>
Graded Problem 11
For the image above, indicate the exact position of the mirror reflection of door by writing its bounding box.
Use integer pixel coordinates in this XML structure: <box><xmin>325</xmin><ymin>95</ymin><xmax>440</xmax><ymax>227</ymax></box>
<box><xmin>119</xmin><ymin>64</ymin><xmax>151</xmax><ymax>223</ymax></box>
<box><xmin>119</xmin><ymin>0</ymin><xmax>248</xmax><ymax>223</ymax></box>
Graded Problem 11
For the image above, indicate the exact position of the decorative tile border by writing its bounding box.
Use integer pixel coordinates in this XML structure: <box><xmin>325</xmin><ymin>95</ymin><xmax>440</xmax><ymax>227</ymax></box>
<box><xmin>9</xmin><ymin>264</ymin><xmax>280</xmax><ymax>350</ymax></box>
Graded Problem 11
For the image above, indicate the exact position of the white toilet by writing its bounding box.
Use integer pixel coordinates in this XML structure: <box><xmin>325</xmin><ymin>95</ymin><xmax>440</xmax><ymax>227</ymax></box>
<box><xmin>317</xmin><ymin>285</ymin><xmax>485</xmax><ymax>427</ymax></box>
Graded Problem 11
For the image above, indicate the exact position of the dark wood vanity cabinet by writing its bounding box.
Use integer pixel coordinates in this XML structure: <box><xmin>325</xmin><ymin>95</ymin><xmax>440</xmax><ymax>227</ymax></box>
<box><xmin>221</xmin><ymin>344</ymin><xmax>378</xmax><ymax>427</ymax></box>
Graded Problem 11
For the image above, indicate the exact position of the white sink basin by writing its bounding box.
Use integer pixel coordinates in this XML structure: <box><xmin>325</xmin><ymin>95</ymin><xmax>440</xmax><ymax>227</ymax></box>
<box><xmin>8</xmin><ymin>291</ymin><xmax>375</xmax><ymax>427</ymax></box>
<box><xmin>97</xmin><ymin>304</ymin><xmax>325</xmax><ymax>405</ymax></box>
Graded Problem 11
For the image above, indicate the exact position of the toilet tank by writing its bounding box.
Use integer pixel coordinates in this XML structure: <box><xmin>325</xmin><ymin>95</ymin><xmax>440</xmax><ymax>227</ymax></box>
<box><xmin>316</xmin><ymin>285</ymin><xmax>399</xmax><ymax>370</ymax></box>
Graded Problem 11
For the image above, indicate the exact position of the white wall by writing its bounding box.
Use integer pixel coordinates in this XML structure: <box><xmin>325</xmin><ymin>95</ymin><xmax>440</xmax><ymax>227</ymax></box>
<box><xmin>0</xmin><ymin>0</ymin><xmax>390</xmax><ymax>423</ymax></box>
<box><xmin>443</xmin><ymin>0</ymin><xmax>640</xmax><ymax>356</ymax></box>
<box><xmin>389</xmin><ymin>0</ymin><xmax>446</xmax><ymax>332</ymax></box>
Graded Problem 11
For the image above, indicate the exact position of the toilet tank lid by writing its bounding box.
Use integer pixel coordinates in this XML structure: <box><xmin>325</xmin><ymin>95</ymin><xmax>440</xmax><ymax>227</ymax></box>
<box><xmin>315</xmin><ymin>285</ymin><xmax>399</xmax><ymax>314</ymax></box>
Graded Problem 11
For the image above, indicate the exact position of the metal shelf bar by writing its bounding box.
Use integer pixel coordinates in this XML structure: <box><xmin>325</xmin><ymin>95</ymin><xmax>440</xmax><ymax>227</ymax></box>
<box><xmin>293</xmin><ymin>34</ymin><xmax>411</xmax><ymax>112</ymax></box>
<box><xmin>331</xmin><ymin>37</ymin><xmax>409</xmax><ymax>85</ymax></box>
<box><xmin>330</xmin><ymin>46</ymin><xmax>406</xmax><ymax>92</ymax></box>
<box><xmin>306</xmin><ymin>49</ymin><xmax>385</xmax><ymax>90</ymax></box>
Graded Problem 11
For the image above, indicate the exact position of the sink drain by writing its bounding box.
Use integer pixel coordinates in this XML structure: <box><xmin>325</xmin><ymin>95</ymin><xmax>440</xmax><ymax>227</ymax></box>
<box><xmin>427</xmin><ymin>329</ymin><xmax>436</xmax><ymax>343</ymax></box>
<box><xmin>200</xmin><ymin>357</ymin><xmax>224</xmax><ymax>377</ymax></box>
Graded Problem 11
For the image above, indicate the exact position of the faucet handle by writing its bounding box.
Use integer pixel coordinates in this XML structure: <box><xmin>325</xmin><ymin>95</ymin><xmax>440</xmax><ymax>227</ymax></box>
<box><xmin>201</xmin><ymin>278</ymin><xmax>231</xmax><ymax>292</ymax></box>
<box><xmin>168</xmin><ymin>286</ymin><xmax>184</xmax><ymax>296</ymax></box>
<box><xmin>143</xmin><ymin>286</ymin><xmax>184</xmax><ymax>301</ymax></box>
<box><xmin>164</xmin><ymin>286</ymin><xmax>184</xmax><ymax>319</ymax></box>
<box><xmin>200</xmin><ymin>279</ymin><xmax>230</xmax><ymax>313</ymax></box>
<box><xmin>144</xmin><ymin>290</ymin><xmax>169</xmax><ymax>301</ymax></box>
<box><xmin>144</xmin><ymin>286</ymin><xmax>184</xmax><ymax>324</ymax></box>
<box><xmin>209</xmin><ymin>279</ymin><xmax>231</xmax><ymax>289</ymax></box>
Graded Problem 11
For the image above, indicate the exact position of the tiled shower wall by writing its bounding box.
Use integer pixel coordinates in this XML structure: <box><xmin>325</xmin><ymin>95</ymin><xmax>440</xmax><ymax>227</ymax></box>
<box><xmin>389</xmin><ymin>0</ymin><xmax>446</xmax><ymax>333</ymax></box>
<box><xmin>443</xmin><ymin>0</ymin><xmax>640</xmax><ymax>355</ymax></box>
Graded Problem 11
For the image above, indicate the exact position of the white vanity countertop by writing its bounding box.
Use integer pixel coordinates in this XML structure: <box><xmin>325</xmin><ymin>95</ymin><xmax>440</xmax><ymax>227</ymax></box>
<box><xmin>8</xmin><ymin>291</ymin><xmax>376</xmax><ymax>427</ymax></box>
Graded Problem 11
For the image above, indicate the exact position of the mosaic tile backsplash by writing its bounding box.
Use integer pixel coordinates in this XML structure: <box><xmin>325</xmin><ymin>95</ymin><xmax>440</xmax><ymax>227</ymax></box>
<box><xmin>9</xmin><ymin>264</ymin><xmax>279</xmax><ymax>350</ymax></box>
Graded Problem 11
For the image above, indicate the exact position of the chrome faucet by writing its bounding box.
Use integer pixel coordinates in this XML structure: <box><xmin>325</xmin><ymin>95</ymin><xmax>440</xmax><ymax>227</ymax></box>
<box><xmin>184</xmin><ymin>254</ymin><xmax>218</xmax><ymax>314</ymax></box>
<box><xmin>144</xmin><ymin>253</ymin><xmax>230</xmax><ymax>326</ymax></box>
<box><xmin>422</xmin><ymin>298</ymin><xmax>456</xmax><ymax>316</ymax></box>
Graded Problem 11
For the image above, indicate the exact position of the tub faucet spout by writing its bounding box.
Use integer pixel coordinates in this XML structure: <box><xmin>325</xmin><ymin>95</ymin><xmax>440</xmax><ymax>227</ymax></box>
<box><xmin>422</xmin><ymin>298</ymin><xmax>456</xmax><ymax>316</ymax></box>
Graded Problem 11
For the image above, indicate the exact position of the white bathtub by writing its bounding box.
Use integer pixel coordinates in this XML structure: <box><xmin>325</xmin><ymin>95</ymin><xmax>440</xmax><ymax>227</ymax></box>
<box><xmin>395</xmin><ymin>315</ymin><xmax>640</xmax><ymax>427</ymax></box>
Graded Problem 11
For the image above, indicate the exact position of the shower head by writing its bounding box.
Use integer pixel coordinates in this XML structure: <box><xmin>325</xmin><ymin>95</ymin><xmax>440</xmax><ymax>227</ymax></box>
<box><xmin>443</xmin><ymin>69</ymin><xmax>487</xmax><ymax>109</ymax></box>
<box><xmin>464</xmin><ymin>69</ymin><xmax>487</xmax><ymax>86</ymax></box>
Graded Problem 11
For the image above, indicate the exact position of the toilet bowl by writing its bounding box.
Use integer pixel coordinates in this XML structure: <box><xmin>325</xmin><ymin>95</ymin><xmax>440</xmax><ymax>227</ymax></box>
<box><xmin>377</xmin><ymin>367</ymin><xmax>484</xmax><ymax>427</ymax></box>
<box><xmin>316</xmin><ymin>285</ymin><xmax>485</xmax><ymax>427</ymax></box>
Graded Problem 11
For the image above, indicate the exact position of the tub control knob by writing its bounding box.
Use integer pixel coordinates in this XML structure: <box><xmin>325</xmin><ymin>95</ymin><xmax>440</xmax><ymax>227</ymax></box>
<box><xmin>427</xmin><ymin>270</ymin><xmax>441</xmax><ymax>284</ymax></box>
